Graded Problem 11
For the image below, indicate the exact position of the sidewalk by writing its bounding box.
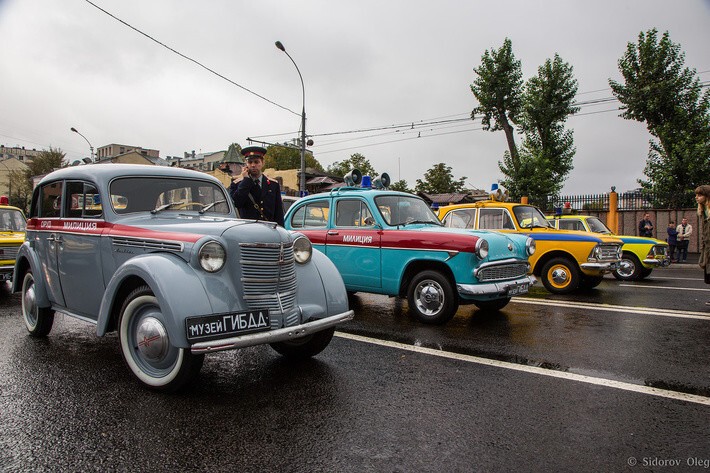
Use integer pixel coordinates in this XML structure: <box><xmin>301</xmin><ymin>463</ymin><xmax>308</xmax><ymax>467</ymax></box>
<box><xmin>670</xmin><ymin>252</ymin><xmax>699</xmax><ymax>267</ymax></box>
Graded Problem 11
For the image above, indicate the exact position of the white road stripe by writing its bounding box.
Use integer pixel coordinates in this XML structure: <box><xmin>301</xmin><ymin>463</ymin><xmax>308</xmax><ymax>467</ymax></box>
<box><xmin>619</xmin><ymin>284</ymin><xmax>710</xmax><ymax>292</ymax></box>
<box><xmin>511</xmin><ymin>298</ymin><xmax>710</xmax><ymax>320</ymax></box>
<box><xmin>335</xmin><ymin>332</ymin><xmax>710</xmax><ymax>407</ymax></box>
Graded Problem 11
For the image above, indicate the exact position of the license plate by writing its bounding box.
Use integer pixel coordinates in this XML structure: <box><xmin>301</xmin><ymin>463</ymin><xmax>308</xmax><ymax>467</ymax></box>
<box><xmin>186</xmin><ymin>310</ymin><xmax>270</xmax><ymax>342</ymax></box>
<box><xmin>508</xmin><ymin>283</ymin><xmax>529</xmax><ymax>296</ymax></box>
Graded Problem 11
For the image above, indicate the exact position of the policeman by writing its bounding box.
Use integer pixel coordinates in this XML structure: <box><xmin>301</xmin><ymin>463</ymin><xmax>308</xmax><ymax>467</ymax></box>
<box><xmin>229</xmin><ymin>146</ymin><xmax>285</xmax><ymax>226</ymax></box>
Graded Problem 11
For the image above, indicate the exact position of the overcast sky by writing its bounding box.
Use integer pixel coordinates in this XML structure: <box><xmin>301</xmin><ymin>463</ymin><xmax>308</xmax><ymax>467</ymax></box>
<box><xmin>1</xmin><ymin>0</ymin><xmax>708</xmax><ymax>194</ymax></box>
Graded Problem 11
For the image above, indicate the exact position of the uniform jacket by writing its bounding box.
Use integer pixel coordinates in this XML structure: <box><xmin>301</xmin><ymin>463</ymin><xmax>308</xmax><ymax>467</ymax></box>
<box><xmin>230</xmin><ymin>175</ymin><xmax>284</xmax><ymax>226</ymax></box>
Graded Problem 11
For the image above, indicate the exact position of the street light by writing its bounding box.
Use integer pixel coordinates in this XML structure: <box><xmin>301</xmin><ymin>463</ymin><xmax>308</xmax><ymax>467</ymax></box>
<box><xmin>275</xmin><ymin>40</ymin><xmax>307</xmax><ymax>196</ymax></box>
<box><xmin>70</xmin><ymin>127</ymin><xmax>95</xmax><ymax>163</ymax></box>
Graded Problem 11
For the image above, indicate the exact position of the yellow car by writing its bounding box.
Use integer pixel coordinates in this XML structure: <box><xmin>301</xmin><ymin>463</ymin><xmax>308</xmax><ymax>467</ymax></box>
<box><xmin>437</xmin><ymin>201</ymin><xmax>623</xmax><ymax>294</ymax></box>
<box><xmin>546</xmin><ymin>214</ymin><xmax>670</xmax><ymax>281</ymax></box>
<box><xmin>0</xmin><ymin>199</ymin><xmax>27</xmax><ymax>283</ymax></box>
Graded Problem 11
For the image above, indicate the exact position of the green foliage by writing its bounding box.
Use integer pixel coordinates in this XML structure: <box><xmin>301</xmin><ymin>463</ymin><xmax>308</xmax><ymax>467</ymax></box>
<box><xmin>414</xmin><ymin>163</ymin><xmax>466</xmax><ymax>194</ymax></box>
<box><xmin>609</xmin><ymin>28</ymin><xmax>710</xmax><ymax>207</ymax></box>
<box><xmin>389</xmin><ymin>179</ymin><xmax>412</xmax><ymax>193</ymax></box>
<box><xmin>9</xmin><ymin>147</ymin><xmax>66</xmax><ymax>211</ymax></box>
<box><xmin>470</xmin><ymin>38</ymin><xmax>523</xmax><ymax>168</ymax></box>
<box><xmin>326</xmin><ymin>153</ymin><xmax>377</xmax><ymax>178</ymax></box>
<box><xmin>264</xmin><ymin>145</ymin><xmax>323</xmax><ymax>172</ymax></box>
<box><xmin>471</xmin><ymin>41</ymin><xmax>579</xmax><ymax>204</ymax></box>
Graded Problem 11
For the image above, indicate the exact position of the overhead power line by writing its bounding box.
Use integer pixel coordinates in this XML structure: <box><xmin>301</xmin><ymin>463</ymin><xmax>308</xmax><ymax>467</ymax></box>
<box><xmin>83</xmin><ymin>0</ymin><xmax>299</xmax><ymax>116</ymax></box>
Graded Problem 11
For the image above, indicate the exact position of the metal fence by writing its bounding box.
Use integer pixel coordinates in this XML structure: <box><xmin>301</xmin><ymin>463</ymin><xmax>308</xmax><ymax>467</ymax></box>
<box><xmin>544</xmin><ymin>191</ymin><xmax>660</xmax><ymax>212</ymax></box>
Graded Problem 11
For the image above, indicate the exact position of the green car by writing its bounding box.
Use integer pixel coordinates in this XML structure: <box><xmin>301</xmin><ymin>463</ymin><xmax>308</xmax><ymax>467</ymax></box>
<box><xmin>547</xmin><ymin>215</ymin><xmax>670</xmax><ymax>281</ymax></box>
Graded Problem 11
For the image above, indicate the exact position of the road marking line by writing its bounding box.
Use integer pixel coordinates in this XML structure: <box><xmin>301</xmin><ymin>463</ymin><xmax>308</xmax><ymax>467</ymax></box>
<box><xmin>619</xmin><ymin>284</ymin><xmax>710</xmax><ymax>292</ymax></box>
<box><xmin>511</xmin><ymin>298</ymin><xmax>710</xmax><ymax>320</ymax></box>
<box><xmin>334</xmin><ymin>332</ymin><xmax>710</xmax><ymax>406</ymax></box>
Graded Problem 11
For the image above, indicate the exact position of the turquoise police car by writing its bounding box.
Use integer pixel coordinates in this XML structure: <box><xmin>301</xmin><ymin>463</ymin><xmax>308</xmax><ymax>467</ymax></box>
<box><xmin>284</xmin><ymin>173</ymin><xmax>536</xmax><ymax>325</ymax></box>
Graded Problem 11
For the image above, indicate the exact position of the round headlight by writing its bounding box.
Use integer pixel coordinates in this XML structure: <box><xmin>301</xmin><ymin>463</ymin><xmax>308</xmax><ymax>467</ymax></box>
<box><xmin>617</xmin><ymin>245</ymin><xmax>623</xmax><ymax>259</ymax></box>
<box><xmin>475</xmin><ymin>238</ymin><xmax>489</xmax><ymax>259</ymax></box>
<box><xmin>198</xmin><ymin>241</ymin><xmax>226</xmax><ymax>272</ymax></box>
<box><xmin>526</xmin><ymin>237</ymin><xmax>536</xmax><ymax>256</ymax></box>
<box><xmin>293</xmin><ymin>235</ymin><xmax>312</xmax><ymax>264</ymax></box>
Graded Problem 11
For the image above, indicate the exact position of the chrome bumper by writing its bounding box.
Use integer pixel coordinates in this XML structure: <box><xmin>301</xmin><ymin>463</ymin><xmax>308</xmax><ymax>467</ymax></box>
<box><xmin>644</xmin><ymin>257</ymin><xmax>671</xmax><ymax>267</ymax></box>
<box><xmin>190</xmin><ymin>309</ymin><xmax>354</xmax><ymax>354</ymax></box>
<box><xmin>580</xmin><ymin>261</ymin><xmax>617</xmax><ymax>272</ymax></box>
<box><xmin>457</xmin><ymin>275</ymin><xmax>537</xmax><ymax>297</ymax></box>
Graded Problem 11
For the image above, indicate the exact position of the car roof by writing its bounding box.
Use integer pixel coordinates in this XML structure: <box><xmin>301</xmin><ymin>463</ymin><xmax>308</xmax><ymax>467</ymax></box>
<box><xmin>38</xmin><ymin>163</ymin><xmax>223</xmax><ymax>186</ymax></box>
<box><xmin>297</xmin><ymin>187</ymin><xmax>414</xmax><ymax>202</ymax></box>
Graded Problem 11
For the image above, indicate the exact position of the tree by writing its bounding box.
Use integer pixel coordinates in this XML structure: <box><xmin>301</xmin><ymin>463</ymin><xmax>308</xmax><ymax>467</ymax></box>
<box><xmin>472</xmin><ymin>40</ymin><xmax>579</xmax><ymax>205</ymax></box>
<box><xmin>609</xmin><ymin>28</ymin><xmax>710</xmax><ymax>207</ymax></box>
<box><xmin>326</xmin><ymin>153</ymin><xmax>378</xmax><ymax>178</ymax></box>
<box><xmin>414</xmin><ymin>163</ymin><xmax>466</xmax><ymax>194</ymax></box>
<box><xmin>10</xmin><ymin>147</ymin><xmax>66</xmax><ymax>211</ymax></box>
<box><xmin>389</xmin><ymin>179</ymin><xmax>412</xmax><ymax>193</ymax></box>
<box><xmin>470</xmin><ymin>38</ymin><xmax>524</xmax><ymax>171</ymax></box>
<box><xmin>500</xmin><ymin>54</ymin><xmax>579</xmax><ymax>206</ymax></box>
<box><xmin>264</xmin><ymin>144</ymin><xmax>323</xmax><ymax>172</ymax></box>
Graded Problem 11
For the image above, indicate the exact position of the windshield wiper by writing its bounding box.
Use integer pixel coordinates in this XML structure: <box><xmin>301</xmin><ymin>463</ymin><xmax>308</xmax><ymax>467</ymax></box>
<box><xmin>199</xmin><ymin>200</ymin><xmax>226</xmax><ymax>214</ymax></box>
<box><xmin>151</xmin><ymin>201</ymin><xmax>184</xmax><ymax>214</ymax></box>
<box><xmin>400</xmin><ymin>219</ymin><xmax>441</xmax><ymax>227</ymax></box>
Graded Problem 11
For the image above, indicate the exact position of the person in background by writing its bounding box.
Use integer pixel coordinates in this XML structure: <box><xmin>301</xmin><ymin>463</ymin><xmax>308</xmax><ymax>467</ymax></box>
<box><xmin>638</xmin><ymin>212</ymin><xmax>654</xmax><ymax>237</ymax></box>
<box><xmin>676</xmin><ymin>216</ymin><xmax>693</xmax><ymax>263</ymax></box>
<box><xmin>229</xmin><ymin>146</ymin><xmax>285</xmax><ymax>226</ymax></box>
<box><xmin>695</xmin><ymin>185</ymin><xmax>710</xmax><ymax>305</ymax></box>
<box><xmin>666</xmin><ymin>220</ymin><xmax>678</xmax><ymax>262</ymax></box>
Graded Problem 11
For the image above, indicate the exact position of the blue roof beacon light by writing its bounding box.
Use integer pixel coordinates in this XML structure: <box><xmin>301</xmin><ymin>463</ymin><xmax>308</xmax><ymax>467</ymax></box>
<box><xmin>361</xmin><ymin>175</ymin><xmax>372</xmax><ymax>188</ymax></box>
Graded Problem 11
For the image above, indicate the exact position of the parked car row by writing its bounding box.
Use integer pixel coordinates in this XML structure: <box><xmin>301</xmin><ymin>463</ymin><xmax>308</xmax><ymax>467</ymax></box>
<box><xmin>8</xmin><ymin>165</ymin><xmax>670</xmax><ymax>390</ymax></box>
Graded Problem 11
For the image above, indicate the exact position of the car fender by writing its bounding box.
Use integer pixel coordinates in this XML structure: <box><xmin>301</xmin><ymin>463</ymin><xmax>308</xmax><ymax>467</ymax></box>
<box><xmin>12</xmin><ymin>242</ymin><xmax>51</xmax><ymax>307</ymax></box>
<box><xmin>296</xmin><ymin>249</ymin><xmax>348</xmax><ymax>319</ymax></box>
<box><xmin>97</xmin><ymin>253</ymin><xmax>212</xmax><ymax>348</ymax></box>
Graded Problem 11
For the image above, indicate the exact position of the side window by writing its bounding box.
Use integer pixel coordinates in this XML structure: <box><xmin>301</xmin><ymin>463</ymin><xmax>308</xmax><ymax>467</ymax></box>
<box><xmin>289</xmin><ymin>200</ymin><xmax>330</xmax><ymax>228</ymax></box>
<box><xmin>559</xmin><ymin>220</ymin><xmax>583</xmax><ymax>231</ymax></box>
<box><xmin>335</xmin><ymin>199</ymin><xmax>373</xmax><ymax>227</ymax></box>
<box><xmin>444</xmin><ymin>209</ymin><xmax>476</xmax><ymax>228</ymax></box>
<box><xmin>39</xmin><ymin>182</ymin><xmax>63</xmax><ymax>218</ymax></box>
<box><xmin>65</xmin><ymin>181</ymin><xmax>102</xmax><ymax>219</ymax></box>
<box><xmin>479</xmin><ymin>208</ymin><xmax>513</xmax><ymax>230</ymax></box>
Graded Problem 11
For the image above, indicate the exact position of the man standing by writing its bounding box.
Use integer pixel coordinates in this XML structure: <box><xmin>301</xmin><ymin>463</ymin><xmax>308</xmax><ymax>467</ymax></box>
<box><xmin>229</xmin><ymin>146</ymin><xmax>285</xmax><ymax>226</ymax></box>
<box><xmin>638</xmin><ymin>213</ymin><xmax>654</xmax><ymax>237</ymax></box>
<box><xmin>676</xmin><ymin>217</ymin><xmax>693</xmax><ymax>263</ymax></box>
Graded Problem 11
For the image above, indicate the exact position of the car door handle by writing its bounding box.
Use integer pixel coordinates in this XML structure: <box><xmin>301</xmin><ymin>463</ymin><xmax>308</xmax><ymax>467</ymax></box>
<box><xmin>327</xmin><ymin>230</ymin><xmax>339</xmax><ymax>236</ymax></box>
<box><xmin>47</xmin><ymin>234</ymin><xmax>63</xmax><ymax>243</ymax></box>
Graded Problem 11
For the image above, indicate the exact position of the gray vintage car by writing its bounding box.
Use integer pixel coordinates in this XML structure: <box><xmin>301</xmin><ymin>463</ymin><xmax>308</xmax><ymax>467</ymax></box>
<box><xmin>13</xmin><ymin>164</ymin><xmax>353</xmax><ymax>391</ymax></box>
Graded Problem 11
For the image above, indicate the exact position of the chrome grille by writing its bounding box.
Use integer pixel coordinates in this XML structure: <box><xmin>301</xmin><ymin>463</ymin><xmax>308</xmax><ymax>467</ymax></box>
<box><xmin>598</xmin><ymin>244</ymin><xmax>621</xmax><ymax>261</ymax></box>
<box><xmin>240</xmin><ymin>242</ymin><xmax>297</xmax><ymax>315</ymax></box>
<box><xmin>0</xmin><ymin>245</ymin><xmax>20</xmax><ymax>260</ymax></box>
<box><xmin>112</xmin><ymin>237</ymin><xmax>183</xmax><ymax>252</ymax></box>
<box><xmin>477</xmin><ymin>262</ymin><xmax>528</xmax><ymax>282</ymax></box>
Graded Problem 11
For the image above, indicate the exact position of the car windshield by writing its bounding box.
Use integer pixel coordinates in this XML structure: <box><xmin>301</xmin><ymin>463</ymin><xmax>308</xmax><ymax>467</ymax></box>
<box><xmin>513</xmin><ymin>205</ymin><xmax>553</xmax><ymax>229</ymax></box>
<box><xmin>587</xmin><ymin>217</ymin><xmax>612</xmax><ymax>234</ymax></box>
<box><xmin>110</xmin><ymin>177</ymin><xmax>231</xmax><ymax>215</ymax></box>
<box><xmin>374</xmin><ymin>195</ymin><xmax>441</xmax><ymax>226</ymax></box>
<box><xmin>0</xmin><ymin>208</ymin><xmax>26</xmax><ymax>231</ymax></box>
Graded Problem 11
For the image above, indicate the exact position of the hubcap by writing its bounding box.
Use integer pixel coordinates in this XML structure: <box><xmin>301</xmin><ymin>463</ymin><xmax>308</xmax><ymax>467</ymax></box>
<box><xmin>136</xmin><ymin>316</ymin><xmax>169</xmax><ymax>362</ymax></box>
<box><xmin>415</xmin><ymin>281</ymin><xmax>444</xmax><ymax>316</ymax></box>
<box><xmin>23</xmin><ymin>280</ymin><xmax>38</xmax><ymax>326</ymax></box>
<box><xmin>617</xmin><ymin>259</ymin><xmax>635</xmax><ymax>278</ymax></box>
<box><xmin>550</xmin><ymin>266</ymin><xmax>569</xmax><ymax>286</ymax></box>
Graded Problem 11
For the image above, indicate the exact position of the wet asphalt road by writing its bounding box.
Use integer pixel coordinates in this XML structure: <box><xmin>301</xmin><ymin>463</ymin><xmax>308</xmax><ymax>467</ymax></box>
<box><xmin>1</xmin><ymin>264</ymin><xmax>709</xmax><ymax>472</ymax></box>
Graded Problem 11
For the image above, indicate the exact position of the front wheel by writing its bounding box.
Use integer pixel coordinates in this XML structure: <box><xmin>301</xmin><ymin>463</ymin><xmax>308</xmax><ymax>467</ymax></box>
<box><xmin>119</xmin><ymin>285</ymin><xmax>203</xmax><ymax>392</ymax></box>
<box><xmin>474</xmin><ymin>297</ymin><xmax>511</xmax><ymax>312</ymax></box>
<box><xmin>540</xmin><ymin>257</ymin><xmax>580</xmax><ymax>294</ymax></box>
<box><xmin>21</xmin><ymin>271</ymin><xmax>55</xmax><ymax>337</ymax></box>
<box><xmin>612</xmin><ymin>253</ymin><xmax>642</xmax><ymax>281</ymax></box>
<box><xmin>406</xmin><ymin>270</ymin><xmax>458</xmax><ymax>325</ymax></box>
<box><xmin>270</xmin><ymin>327</ymin><xmax>335</xmax><ymax>359</ymax></box>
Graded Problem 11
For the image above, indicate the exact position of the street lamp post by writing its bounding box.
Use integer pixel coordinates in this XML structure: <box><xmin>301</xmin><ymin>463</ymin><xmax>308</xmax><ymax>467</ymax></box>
<box><xmin>70</xmin><ymin>127</ymin><xmax>95</xmax><ymax>163</ymax></box>
<box><xmin>275</xmin><ymin>40</ymin><xmax>307</xmax><ymax>196</ymax></box>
